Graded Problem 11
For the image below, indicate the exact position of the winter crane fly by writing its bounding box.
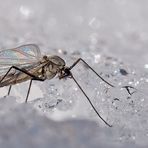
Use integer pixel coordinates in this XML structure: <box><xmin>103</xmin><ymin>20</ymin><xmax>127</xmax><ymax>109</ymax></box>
<box><xmin>0</xmin><ymin>44</ymin><xmax>134</xmax><ymax>127</ymax></box>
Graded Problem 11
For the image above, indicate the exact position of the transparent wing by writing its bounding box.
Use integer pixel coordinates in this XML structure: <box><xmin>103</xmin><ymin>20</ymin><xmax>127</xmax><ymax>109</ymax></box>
<box><xmin>0</xmin><ymin>44</ymin><xmax>41</xmax><ymax>64</ymax></box>
<box><xmin>0</xmin><ymin>44</ymin><xmax>42</xmax><ymax>75</ymax></box>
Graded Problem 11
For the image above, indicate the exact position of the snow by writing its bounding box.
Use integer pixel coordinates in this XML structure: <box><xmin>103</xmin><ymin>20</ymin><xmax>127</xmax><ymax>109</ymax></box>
<box><xmin>0</xmin><ymin>0</ymin><xmax>148</xmax><ymax>147</ymax></box>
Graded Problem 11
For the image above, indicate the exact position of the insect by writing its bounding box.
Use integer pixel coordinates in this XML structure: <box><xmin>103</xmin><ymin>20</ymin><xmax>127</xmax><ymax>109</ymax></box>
<box><xmin>0</xmin><ymin>44</ymin><xmax>133</xmax><ymax>127</ymax></box>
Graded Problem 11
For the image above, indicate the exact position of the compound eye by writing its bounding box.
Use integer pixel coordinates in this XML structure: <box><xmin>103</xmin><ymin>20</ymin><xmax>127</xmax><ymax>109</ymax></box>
<box><xmin>64</xmin><ymin>68</ymin><xmax>71</xmax><ymax>75</ymax></box>
<box><xmin>43</xmin><ymin>55</ymin><xmax>48</xmax><ymax>60</ymax></box>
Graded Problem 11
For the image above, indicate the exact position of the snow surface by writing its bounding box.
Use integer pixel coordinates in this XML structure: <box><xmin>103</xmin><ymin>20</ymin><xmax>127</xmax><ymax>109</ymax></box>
<box><xmin>0</xmin><ymin>0</ymin><xmax>148</xmax><ymax>147</ymax></box>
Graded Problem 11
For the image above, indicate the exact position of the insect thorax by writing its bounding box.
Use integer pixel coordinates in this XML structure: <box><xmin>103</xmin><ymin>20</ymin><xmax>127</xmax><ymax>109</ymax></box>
<box><xmin>43</xmin><ymin>55</ymin><xmax>66</xmax><ymax>79</ymax></box>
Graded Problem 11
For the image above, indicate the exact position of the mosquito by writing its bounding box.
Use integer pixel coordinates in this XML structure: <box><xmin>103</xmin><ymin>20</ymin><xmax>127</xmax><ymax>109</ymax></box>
<box><xmin>0</xmin><ymin>44</ymin><xmax>134</xmax><ymax>127</ymax></box>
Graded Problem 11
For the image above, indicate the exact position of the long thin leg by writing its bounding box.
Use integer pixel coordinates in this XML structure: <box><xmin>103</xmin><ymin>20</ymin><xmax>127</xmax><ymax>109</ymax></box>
<box><xmin>71</xmin><ymin>73</ymin><xmax>112</xmax><ymax>127</ymax></box>
<box><xmin>7</xmin><ymin>85</ymin><xmax>12</xmax><ymax>96</ymax></box>
<box><xmin>69</xmin><ymin>58</ymin><xmax>136</xmax><ymax>95</ymax></box>
<box><xmin>25</xmin><ymin>79</ymin><xmax>33</xmax><ymax>103</ymax></box>
<box><xmin>25</xmin><ymin>77</ymin><xmax>46</xmax><ymax>103</ymax></box>
<box><xmin>121</xmin><ymin>85</ymin><xmax>137</xmax><ymax>95</ymax></box>
<box><xmin>0</xmin><ymin>66</ymin><xmax>45</xmax><ymax>83</ymax></box>
<box><xmin>69</xmin><ymin>58</ymin><xmax>114</xmax><ymax>87</ymax></box>
<box><xmin>0</xmin><ymin>66</ymin><xmax>45</xmax><ymax>101</ymax></box>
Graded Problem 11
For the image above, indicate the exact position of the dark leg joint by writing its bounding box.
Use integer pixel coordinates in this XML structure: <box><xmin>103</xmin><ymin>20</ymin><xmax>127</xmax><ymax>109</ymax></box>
<box><xmin>122</xmin><ymin>86</ymin><xmax>137</xmax><ymax>95</ymax></box>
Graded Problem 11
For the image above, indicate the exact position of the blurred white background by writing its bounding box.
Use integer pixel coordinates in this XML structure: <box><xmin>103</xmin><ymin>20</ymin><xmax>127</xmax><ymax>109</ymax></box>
<box><xmin>1</xmin><ymin>0</ymin><xmax>148</xmax><ymax>66</ymax></box>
